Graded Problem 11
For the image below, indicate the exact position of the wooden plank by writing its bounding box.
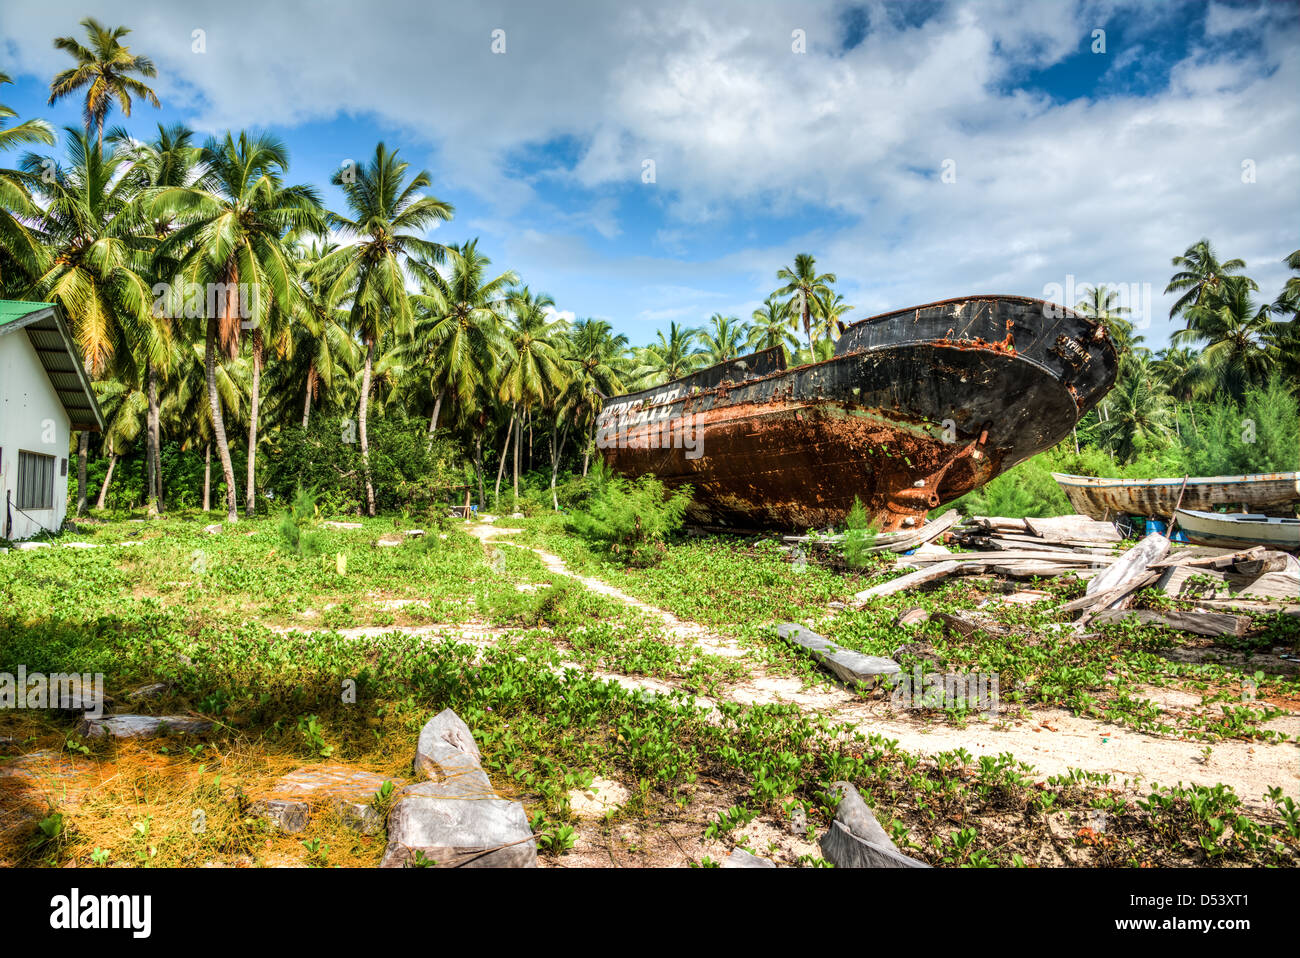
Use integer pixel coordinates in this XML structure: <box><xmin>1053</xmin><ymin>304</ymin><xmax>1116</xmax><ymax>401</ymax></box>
<box><xmin>1157</xmin><ymin>565</ymin><xmax>1300</xmax><ymax>602</ymax></box>
<box><xmin>1023</xmin><ymin>515</ymin><xmax>1122</xmax><ymax>543</ymax></box>
<box><xmin>1086</xmin><ymin>532</ymin><xmax>1170</xmax><ymax>596</ymax></box>
<box><xmin>852</xmin><ymin>561</ymin><xmax>962</xmax><ymax>603</ymax></box>
<box><xmin>908</xmin><ymin>550</ymin><xmax>1108</xmax><ymax>565</ymax></box>
<box><xmin>1088</xmin><ymin>608</ymin><xmax>1249</xmax><ymax>637</ymax></box>
<box><xmin>1234</xmin><ymin>551</ymin><xmax>1296</xmax><ymax>576</ymax></box>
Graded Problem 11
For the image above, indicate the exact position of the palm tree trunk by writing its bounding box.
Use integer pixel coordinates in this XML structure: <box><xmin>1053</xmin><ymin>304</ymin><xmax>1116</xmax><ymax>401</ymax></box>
<box><xmin>359</xmin><ymin>339</ymin><xmax>376</xmax><ymax>517</ymax></box>
<box><xmin>429</xmin><ymin>387</ymin><xmax>445</xmax><ymax>435</ymax></box>
<box><xmin>146</xmin><ymin>360</ymin><xmax>160</xmax><ymax>516</ymax></box>
<box><xmin>76</xmin><ymin>431</ymin><xmax>88</xmax><ymax>516</ymax></box>
<box><xmin>95</xmin><ymin>452</ymin><xmax>117</xmax><ymax>510</ymax></box>
<box><xmin>246</xmin><ymin>332</ymin><xmax>263</xmax><ymax>518</ymax></box>
<box><xmin>512</xmin><ymin>415</ymin><xmax>522</xmax><ymax>503</ymax></box>
<box><xmin>302</xmin><ymin>363</ymin><xmax>315</xmax><ymax>429</ymax></box>
<box><xmin>205</xmin><ymin>318</ymin><xmax>239</xmax><ymax>523</ymax></box>
<box><xmin>203</xmin><ymin>442</ymin><xmax>211</xmax><ymax>512</ymax></box>
<box><xmin>550</xmin><ymin>426</ymin><xmax>568</xmax><ymax>511</ymax></box>
<box><xmin>494</xmin><ymin>409</ymin><xmax>515</xmax><ymax>503</ymax></box>
<box><xmin>474</xmin><ymin>435</ymin><xmax>486</xmax><ymax>508</ymax></box>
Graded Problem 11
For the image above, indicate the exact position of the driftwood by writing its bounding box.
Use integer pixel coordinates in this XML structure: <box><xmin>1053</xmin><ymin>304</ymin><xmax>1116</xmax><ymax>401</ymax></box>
<box><xmin>1088</xmin><ymin>608</ymin><xmax>1250</xmax><ymax>638</ymax></box>
<box><xmin>852</xmin><ymin>561</ymin><xmax>961</xmax><ymax>603</ymax></box>
<box><xmin>1086</xmin><ymin>532</ymin><xmax>1170</xmax><ymax>596</ymax></box>
<box><xmin>1023</xmin><ymin>515</ymin><xmax>1121</xmax><ymax>543</ymax></box>
<box><xmin>1234</xmin><ymin>551</ymin><xmax>1295</xmax><ymax>576</ymax></box>
<box><xmin>1158</xmin><ymin>565</ymin><xmax>1300</xmax><ymax>603</ymax></box>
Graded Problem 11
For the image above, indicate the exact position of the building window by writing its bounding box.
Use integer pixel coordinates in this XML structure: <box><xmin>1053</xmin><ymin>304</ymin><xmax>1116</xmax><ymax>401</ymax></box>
<box><xmin>17</xmin><ymin>451</ymin><xmax>55</xmax><ymax>511</ymax></box>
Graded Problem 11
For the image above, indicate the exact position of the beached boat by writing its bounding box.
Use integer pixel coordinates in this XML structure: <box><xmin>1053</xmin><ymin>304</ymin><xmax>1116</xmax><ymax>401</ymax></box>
<box><xmin>595</xmin><ymin>295</ymin><xmax>1118</xmax><ymax>532</ymax></box>
<box><xmin>1174</xmin><ymin>509</ymin><xmax>1300</xmax><ymax>552</ymax></box>
<box><xmin>1053</xmin><ymin>472</ymin><xmax>1300</xmax><ymax>521</ymax></box>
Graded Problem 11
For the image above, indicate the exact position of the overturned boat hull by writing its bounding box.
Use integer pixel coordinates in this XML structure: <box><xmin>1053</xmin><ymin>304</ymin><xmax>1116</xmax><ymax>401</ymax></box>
<box><xmin>598</xmin><ymin>295</ymin><xmax>1118</xmax><ymax>532</ymax></box>
<box><xmin>1054</xmin><ymin>471</ymin><xmax>1300</xmax><ymax>520</ymax></box>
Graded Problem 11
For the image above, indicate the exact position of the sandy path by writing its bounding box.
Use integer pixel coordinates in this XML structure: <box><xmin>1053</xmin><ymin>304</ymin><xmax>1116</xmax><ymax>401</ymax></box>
<box><xmin>467</xmin><ymin>522</ymin><xmax>1300</xmax><ymax>807</ymax></box>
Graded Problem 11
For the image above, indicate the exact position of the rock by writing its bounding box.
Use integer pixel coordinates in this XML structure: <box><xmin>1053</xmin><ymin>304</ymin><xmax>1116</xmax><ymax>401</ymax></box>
<box><xmin>126</xmin><ymin>682</ymin><xmax>169</xmax><ymax>701</ymax></box>
<box><xmin>509</xmin><ymin>512</ymin><xmax>525</xmax><ymax>519</ymax></box>
<box><xmin>323</xmin><ymin>521</ymin><xmax>363</xmax><ymax>530</ymax></box>
<box><xmin>14</xmin><ymin>542</ymin><xmax>50</xmax><ymax>550</ymax></box>
<box><xmin>721</xmin><ymin>847</ymin><xmax>776</xmax><ymax>868</ymax></box>
<box><xmin>895</xmin><ymin>608</ymin><xmax>930</xmax><ymax>627</ymax></box>
<box><xmin>380</xmin><ymin>781</ymin><xmax>537</xmax><ymax>867</ymax></box>
<box><xmin>376</xmin><ymin>534</ymin><xmax>404</xmax><ymax>547</ymax></box>
<box><xmin>477</xmin><ymin>514</ymin><xmax>497</xmax><ymax>523</ymax></box>
<box><xmin>819</xmin><ymin>782</ymin><xmax>930</xmax><ymax>868</ymax></box>
<box><xmin>414</xmin><ymin>709</ymin><xmax>494</xmax><ymax>799</ymax></box>
<box><xmin>251</xmin><ymin>764</ymin><xmax>401</xmax><ymax>835</ymax></box>
<box><xmin>776</xmin><ymin>623</ymin><xmax>901</xmax><ymax>688</ymax></box>
<box><xmin>79</xmin><ymin>714</ymin><xmax>213</xmax><ymax>740</ymax></box>
<box><xmin>404</xmin><ymin>529</ymin><xmax>425</xmax><ymax>538</ymax></box>
<box><xmin>203</xmin><ymin>523</ymin><xmax>222</xmax><ymax>535</ymax></box>
<box><xmin>567</xmin><ymin>776</ymin><xmax>629</xmax><ymax>818</ymax></box>
<box><xmin>62</xmin><ymin>542</ymin><xmax>103</xmax><ymax>549</ymax></box>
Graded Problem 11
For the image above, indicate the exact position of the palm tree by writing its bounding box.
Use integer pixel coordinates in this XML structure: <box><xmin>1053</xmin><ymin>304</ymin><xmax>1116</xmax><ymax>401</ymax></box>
<box><xmin>701</xmin><ymin>313</ymin><xmax>748</xmax><ymax>364</ymax></box>
<box><xmin>814</xmin><ymin>291</ymin><xmax>855</xmax><ymax>341</ymax></box>
<box><xmin>287</xmin><ymin>240</ymin><xmax>358</xmax><ymax>428</ymax></box>
<box><xmin>1093</xmin><ymin>355</ymin><xmax>1174</xmax><ymax>462</ymax></box>
<box><xmin>746</xmin><ymin>295</ymin><xmax>799</xmax><ymax>361</ymax></box>
<box><xmin>637</xmin><ymin>321</ymin><xmax>704</xmax><ymax>385</ymax></box>
<box><xmin>496</xmin><ymin>286</ymin><xmax>569</xmax><ymax>503</ymax></box>
<box><xmin>1175</xmin><ymin>275</ymin><xmax>1283</xmax><ymax>401</ymax></box>
<box><xmin>111</xmin><ymin>122</ymin><xmax>209</xmax><ymax>513</ymax></box>
<box><xmin>1165</xmin><ymin>239</ymin><xmax>1255</xmax><ymax>320</ymax></box>
<box><xmin>774</xmin><ymin>253</ymin><xmax>835</xmax><ymax>354</ymax></box>
<box><xmin>0</xmin><ymin>73</ymin><xmax>55</xmax><ymax>291</ymax></box>
<box><xmin>316</xmin><ymin>142</ymin><xmax>452</xmax><ymax>516</ymax></box>
<box><xmin>1150</xmin><ymin>346</ymin><xmax>1210</xmax><ymax>434</ymax></box>
<box><xmin>408</xmin><ymin>239</ymin><xmax>515</xmax><ymax>436</ymax></box>
<box><xmin>88</xmin><ymin>377</ymin><xmax>145</xmax><ymax>509</ymax></box>
<box><xmin>155</xmin><ymin>131</ymin><xmax>324</xmax><ymax>522</ymax></box>
<box><xmin>1075</xmin><ymin>285</ymin><xmax>1142</xmax><ymax>360</ymax></box>
<box><xmin>48</xmin><ymin>18</ymin><xmax>160</xmax><ymax>154</ymax></box>
<box><xmin>22</xmin><ymin>128</ymin><xmax>155</xmax><ymax>514</ymax></box>
<box><xmin>566</xmin><ymin>319</ymin><xmax>627</xmax><ymax>477</ymax></box>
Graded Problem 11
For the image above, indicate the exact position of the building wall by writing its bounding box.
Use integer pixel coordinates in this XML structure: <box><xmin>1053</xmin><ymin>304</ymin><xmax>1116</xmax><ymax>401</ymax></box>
<box><xmin>0</xmin><ymin>331</ymin><xmax>71</xmax><ymax>540</ymax></box>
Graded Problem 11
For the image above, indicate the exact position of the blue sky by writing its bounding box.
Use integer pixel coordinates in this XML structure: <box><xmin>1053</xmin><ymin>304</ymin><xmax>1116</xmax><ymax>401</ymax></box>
<box><xmin>2</xmin><ymin>0</ymin><xmax>1297</xmax><ymax>347</ymax></box>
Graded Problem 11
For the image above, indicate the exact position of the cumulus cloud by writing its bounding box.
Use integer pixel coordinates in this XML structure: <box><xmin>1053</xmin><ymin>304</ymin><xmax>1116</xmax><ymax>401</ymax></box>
<box><xmin>3</xmin><ymin>0</ymin><xmax>1295</xmax><ymax>342</ymax></box>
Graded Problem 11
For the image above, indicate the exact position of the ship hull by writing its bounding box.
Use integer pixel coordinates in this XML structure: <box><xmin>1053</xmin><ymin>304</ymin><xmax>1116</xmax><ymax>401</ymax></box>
<box><xmin>598</xmin><ymin>295</ymin><xmax>1118</xmax><ymax>532</ymax></box>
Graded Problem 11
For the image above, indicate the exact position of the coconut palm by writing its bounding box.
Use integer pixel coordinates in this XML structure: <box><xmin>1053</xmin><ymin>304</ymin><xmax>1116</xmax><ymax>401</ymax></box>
<box><xmin>746</xmin><ymin>295</ymin><xmax>799</xmax><ymax>361</ymax></box>
<box><xmin>48</xmin><ymin>18</ymin><xmax>160</xmax><ymax>154</ymax></box>
<box><xmin>1151</xmin><ymin>346</ymin><xmax>1210</xmax><ymax>434</ymax></box>
<box><xmin>496</xmin><ymin>286</ymin><xmax>569</xmax><ymax>502</ymax></box>
<box><xmin>1174</xmin><ymin>275</ymin><xmax>1283</xmax><ymax>401</ymax></box>
<box><xmin>408</xmin><ymin>239</ymin><xmax>515</xmax><ymax>436</ymax></box>
<box><xmin>286</xmin><ymin>240</ymin><xmax>358</xmax><ymax>428</ymax></box>
<box><xmin>315</xmin><ymin>142</ymin><xmax>453</xmax><ymax>515</ymax></box>
<box><xmin>1093</xmin><ymin>356</ymin><xmax>1174</xmax><ymax>461</ymax></box>
<box><xmin>774</xmin><ymin>253</ymin><xmax>835</xmax><ymax>353</ymax></box>
<box><xmin>0</xmin><ymin>73</ymin><xmax>55</xmax><ymax>290</ymax></box>
<box><xmin>154</xmin><ymin>131</ymin><xmax>325</xmax><ymax>522</ymax></box>
<box><xmin>1165</xmin><ymin>239</ymin><xmax>1255</xmax><ymax>320</ymax></box>
<box><xmin>814</xmin><ymin>291</ymin><xmax>855</xmax><ymax>341</ymax></box>
<box><xmin>701</xmin><ymin>313</ymin><xmax>748</xmax><ymax>363</ymax></box>
<box><xmin>1075</xmin><ymin>285</ymin><xmax>1143</xmax><ymax>360</ymax></box>
<box><xmin>636</xmin><ymin>321</ymin><xmax>704</xmax><ymax>385</ymax></box>
<box><xmin>22</xmin><ymin>128</ymin><xmax>156</xmax><ymax>514</ymax></box>
<box><xmin>565</xmin><ymin>318</ymin><xmax>628</xmax><ymax>477</ymax></box>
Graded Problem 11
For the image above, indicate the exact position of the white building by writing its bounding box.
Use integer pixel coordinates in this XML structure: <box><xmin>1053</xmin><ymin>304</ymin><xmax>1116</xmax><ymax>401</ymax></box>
<box><xmin>0</xmin><ymin>300</ymin><xmax>103</xmax><ymax>540</ymax></box>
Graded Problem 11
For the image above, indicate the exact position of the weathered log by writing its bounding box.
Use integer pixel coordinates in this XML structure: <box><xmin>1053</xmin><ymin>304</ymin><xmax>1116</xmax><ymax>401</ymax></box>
<box><xmin>1023</xmin><ymin>515</ymin><xmax>1121</xmax><ymax>543</ymax></box>
<box><xmin>853</xmin><ymin>561</ymin><xmax>962</xmax><ymax>602</ymax></box>
<box><xmin>1088</xmin><ymin>608</ymin><xmax>1249</xmax><ymax>637</ymax></box>
<box><xmin>1086</xmin><ymin>532</ymin><xmax>1170</xmax><ymax>597</ymax></box>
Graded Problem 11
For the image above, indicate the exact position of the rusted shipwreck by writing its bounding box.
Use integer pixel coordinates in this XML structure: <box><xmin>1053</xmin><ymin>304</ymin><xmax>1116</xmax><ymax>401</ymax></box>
<box><xmin>595</xmin><ymin>295</ymin><xmax>1118</xmax><ymax>532</ymax></box>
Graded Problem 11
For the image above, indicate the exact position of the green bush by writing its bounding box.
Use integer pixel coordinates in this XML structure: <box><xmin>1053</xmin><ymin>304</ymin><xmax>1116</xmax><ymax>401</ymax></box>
<box><xmin>278</xmin><ymin>486</ymin><xmax>325</xmax><ymax>556</ymax></box>
<box><xmin>568</xmin><ymin>472</ymin><xmax>693</xmax><ymax>566</ymax></box>
<box><xmin>1183</xmin><ymin>377</ymin><xmax>1299</xmax><ymax>476</ymax></box>
<box><xmin>841</xmin><ymin>497</ymin><xmax>879</xmax><ymax>568</ymax></box>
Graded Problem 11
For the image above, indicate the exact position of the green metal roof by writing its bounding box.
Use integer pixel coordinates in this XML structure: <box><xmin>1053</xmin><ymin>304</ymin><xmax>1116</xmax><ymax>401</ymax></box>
<box><xmin>0</xmin><ymin>300</ymin><xmax>105</xmax><ymax>431</ymax></box>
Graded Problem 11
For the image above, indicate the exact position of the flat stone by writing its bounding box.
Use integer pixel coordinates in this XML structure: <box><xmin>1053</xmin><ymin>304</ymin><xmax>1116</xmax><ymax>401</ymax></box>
<box><xmin>62</xmin><ymin>542</ymin><xmax>103</xmax><ymax>549</ymax></box>
<box><xmin>376</xmin><ymin>534</ymin><xmax>404</xmax><ymax>547</ymax></box>
<box><xmin>79</xmin><ymin>714</ymin><xmax>213</xmax><ymax>740</ymax></box>
<box><xmin>776</xmin><ymin>624</ymin><xmax>901</xmax><ymax>687</ymax></box>
<box><xmin>404</xmin><ymin>529</ymin><xmax>425</xmax><ymax>538</ymax></box>
<box><xmin>895</xmin><ymin>608</ymin><xmax>930</xmax><ymax>627</ymax></box>
<box><xmin>567</xmin><ymin>776</ymin><xmax>629</xmax><ymax>818</ymax></box>
<box><xmin>721</xmin><ymin>847</ymin><xmax>776</xmax><ymax>868</ymax></box>
<box><xmin>251</xmin><ymin>764</ymin><xmax>402</xmax><ymax>835</ymax></box>
<box><xmin>380</xmin><ymin>781</ymin><xmax>537</xmax><ymax>868</ymax></box>
<box><xmin>126</xmin><ymin>682</ymin><xmax>169</xmax><ymax>701</ymax></box>
<box><xmin>323</xmin><ymin>521</ymin><xmax>363</xmax><ymax>530</ymax></box>
<box><xmin>819</xmin><ymin>781</ymin><xmax>929</xmax><ymax>868</ymax></box>
<box><xmin>14</xmin><ymin>542</ymin><xmax>50</xmax><ymax>550</ymax></box>
<box><xmin>203</xmin><ymin>523</ymin><xmax>222</xmax><ymax>534</ymax></box>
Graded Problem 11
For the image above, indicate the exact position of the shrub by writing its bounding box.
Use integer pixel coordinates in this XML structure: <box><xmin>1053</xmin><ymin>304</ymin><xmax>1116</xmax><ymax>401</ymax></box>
<box><xmin>568</xmin><ymin>473</ymin><xmax>693</xmax><ymax>566</ymax></box>
<box><xmin>278</xmin><ymin>485</ymin><xmax>325</xmax><ymax>556</ymax></box>
<box><xmin>841</xmin><ymin>497</ymin><xmax>879</xmax><ymax>568</ymax></box>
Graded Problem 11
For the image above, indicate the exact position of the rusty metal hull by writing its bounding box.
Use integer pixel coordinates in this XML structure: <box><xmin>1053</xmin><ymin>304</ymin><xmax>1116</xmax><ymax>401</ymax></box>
<box><xmin>1054</xmin><ymin>472</ymin><xmax>1300</xmax><ymax>520</ymax></box>
<box><xmin>597</xmin><ymin>295</ymin><xmax>1117</xmax><ymax>532</ymax></box>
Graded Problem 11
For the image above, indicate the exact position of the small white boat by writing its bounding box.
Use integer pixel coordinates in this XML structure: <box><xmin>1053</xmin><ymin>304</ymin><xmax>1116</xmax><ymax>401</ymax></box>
<box><xmin>1174</xmin><ymin>509</ymin><xmax>1300</xmax><ymax>552</ymax></box>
